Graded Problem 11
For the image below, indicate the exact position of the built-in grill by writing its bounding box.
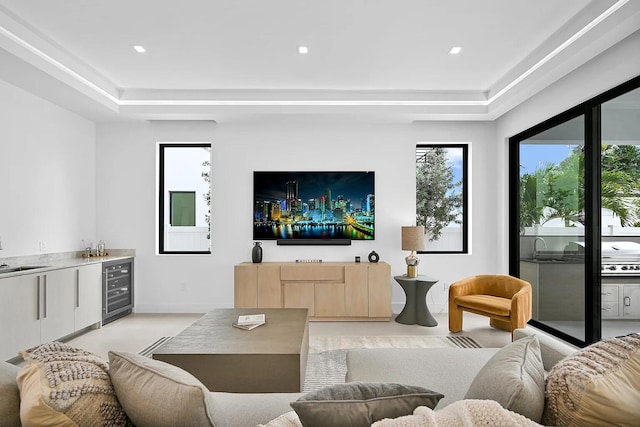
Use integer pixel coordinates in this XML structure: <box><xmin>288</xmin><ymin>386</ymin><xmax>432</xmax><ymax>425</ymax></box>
<box><xmin>601</xmin><ymin>241</ymin><xmax>640</xmax><ymax>276</ymax></box>
<box><xmin>598</xmin><ymin>241</ymin><xmax>640</xmax><ymax>319</ymax></box>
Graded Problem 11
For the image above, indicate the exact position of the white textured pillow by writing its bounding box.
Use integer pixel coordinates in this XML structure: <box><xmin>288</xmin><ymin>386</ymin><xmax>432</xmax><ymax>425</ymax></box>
<box><xmin>259</xmin><ymin>411</ymin><xmax>303</xmax><ymax>427</ymax></box>
<box><xmin>464</xmin><ymin>334</ymin><xmax>545</xmax><ymax>422</ymax></box>
<box><xmin>108</xmin><ymin>351</ymin><xmax>222</xmax><ymax>427</ymax></box>
<box><xmin>371</xmin><ymin>400</ymin><xmax>542</xmax><ymax>427</ymax></box>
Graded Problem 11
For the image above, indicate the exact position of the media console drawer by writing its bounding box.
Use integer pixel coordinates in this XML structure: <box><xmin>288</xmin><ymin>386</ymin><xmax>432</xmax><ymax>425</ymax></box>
<box><xmin>281</xmin><ymin>264</ymin><xmax>344</xmax><ymax>281</ymax></box>
<box><xmin>234</xmin><ymin>262</ymin><xmax>391</xmax><ymax>321</ymax></box>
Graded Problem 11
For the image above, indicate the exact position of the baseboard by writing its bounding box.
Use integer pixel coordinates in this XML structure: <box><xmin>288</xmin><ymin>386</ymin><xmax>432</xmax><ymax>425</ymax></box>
<box><xmin>137</xmin><ymin>302</ymin><xmax>448</xmax><ymax>315</ymax></box>
<box><xmin>392</xmin><ymin>302</ymin><xmax>448</xmax><ymax>314</ymax></box>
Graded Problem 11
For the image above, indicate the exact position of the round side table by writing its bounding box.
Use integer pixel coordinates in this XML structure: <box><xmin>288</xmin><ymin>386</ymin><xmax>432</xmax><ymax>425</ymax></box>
<box><xmin>394</xmin><ymin>275</ymin><xmax>438</xmax><ymax>327</ymax></box>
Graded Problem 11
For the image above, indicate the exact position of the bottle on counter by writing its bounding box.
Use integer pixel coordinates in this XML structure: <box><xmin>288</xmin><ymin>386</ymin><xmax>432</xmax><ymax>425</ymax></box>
<box><xmin>97</xmin><ymin>240</ymin><xmax>106</xmax><ymax>256</ymax></box>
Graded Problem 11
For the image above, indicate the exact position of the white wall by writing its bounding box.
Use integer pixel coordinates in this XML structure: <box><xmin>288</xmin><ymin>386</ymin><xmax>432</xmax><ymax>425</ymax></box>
<box><xmin>5</xmin><ymin>29</ymin><xmax>637</xmax><ymax>316</ymax></box>
<box><xmin>0</xmin><ymin>79</ymin><xmax>96</xmax><ymax>257</ymax></box>
<box><xmin>495</xmin><ymin>30</ymin><xmax>640</xmax><ymax>272</ymax></box>
<box><xmin>96</xmin><ymin>118</ymin><xmax>499</xmax><ymax>314</ymax></box>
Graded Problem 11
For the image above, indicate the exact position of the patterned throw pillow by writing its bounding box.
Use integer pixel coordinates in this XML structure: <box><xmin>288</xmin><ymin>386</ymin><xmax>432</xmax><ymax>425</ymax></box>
<box><xmin>543</xmin><ymin>333</ymin><xmax>640</xmax><ymax>426</ymax></box>
<box><xmin>17</xmin><ymin>342</ymin><xmax>131</xmax><ymax>427</ymax></box>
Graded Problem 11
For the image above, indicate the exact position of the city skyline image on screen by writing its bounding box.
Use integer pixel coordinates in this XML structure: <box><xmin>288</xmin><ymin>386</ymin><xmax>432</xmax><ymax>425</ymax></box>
<box><xmin>253</xmin><ymin>171</ymin><xmax>375</xmax><ymax>240</ymax></box>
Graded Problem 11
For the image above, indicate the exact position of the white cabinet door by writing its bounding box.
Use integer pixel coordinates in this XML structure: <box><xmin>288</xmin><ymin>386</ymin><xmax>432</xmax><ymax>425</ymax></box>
<box><xmin>40</xmin><ymin>269</ymin><xmax>76</xmax><ymax>343</ymax></box>
<box><xmin>623</xmin><ymin>285</ymin><xmax>640</xmax><ymax>318</ymax></box>
<box><xmin>74</xmin><ymin>264</ymin><xmax>103</xmax><ymax>330</ymax></box>
<box><xmin>601</xmin><ymin>285</ymin><xmax>620</xmax><ymax>318</ymax></box>
<box><xmin>0</xmin><ymin>274</ymin><xmax>41</xmax><ymax>361</ymax></box>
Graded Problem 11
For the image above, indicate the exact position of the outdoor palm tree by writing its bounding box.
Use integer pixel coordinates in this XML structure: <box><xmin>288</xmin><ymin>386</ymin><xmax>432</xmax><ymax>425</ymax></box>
<box><xmin>520</xmin><ymin>145</ymin><xmax>639</xmax><ymax>229</ymax></box>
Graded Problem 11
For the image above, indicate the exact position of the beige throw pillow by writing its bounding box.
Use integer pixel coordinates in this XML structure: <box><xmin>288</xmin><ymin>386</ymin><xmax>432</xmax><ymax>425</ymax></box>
<box><xmin>0</xmin><ymin>361</ymin><xmax>22</xmax><ymax>427</ymax></box>
<box><xmin>108</xmin><ymin>351</ymin><xmax>222</xmax><ymax>427</ymax></box>
<box><xmin>464</xmin><ymin>334</ymin><xmax>545</xmax><ymax>422</ymax></box>
<box><xmin>17</xmin><ymin>342</ymin><xmax>131</xmax><ymax>427</ymax></box>
<box><xmin>543</xmin><ymin>332</ymin><xmax>640</xmax><ymax>427</ymax></box>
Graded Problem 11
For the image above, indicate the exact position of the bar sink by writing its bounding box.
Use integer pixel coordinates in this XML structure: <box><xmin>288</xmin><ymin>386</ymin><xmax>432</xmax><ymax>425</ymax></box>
<box><xmin>0</xmin><ymin>265</ymin><xmax>50</xmax><ymax>274</ymax></box>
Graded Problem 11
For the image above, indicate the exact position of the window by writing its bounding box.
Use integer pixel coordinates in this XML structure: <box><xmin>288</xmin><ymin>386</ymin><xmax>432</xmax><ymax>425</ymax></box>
<box><xmin>158</xmin><ymin>143</ymin><xmax>211</xmax><ymax>254</ymax></box>
<box><xmin>416</xmin><ymin>144</ymin><xmax>468</xmax><ymax>253</ymax></box>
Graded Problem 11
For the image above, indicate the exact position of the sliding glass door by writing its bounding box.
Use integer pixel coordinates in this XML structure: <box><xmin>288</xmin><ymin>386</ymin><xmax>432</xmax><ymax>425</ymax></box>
<box><xmin>510</xmin><ymin>76</ymin><xmax>640</xmax><ymax>347</ymax></box>
<box><xmin>516</xmin><ymin>115</ymin><xmax>587</xmax><ymax>342</ymax></box>
<box><xmin>600</xmin><ymin>86</ymin><xmax>640</xmax><ymax>340</ymax></box>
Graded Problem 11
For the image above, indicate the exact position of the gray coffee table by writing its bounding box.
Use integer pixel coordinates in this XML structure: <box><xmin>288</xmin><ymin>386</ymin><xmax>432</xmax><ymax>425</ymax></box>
<box><xmin>394</xmin><ymin>275</ymin><xmax>439</xmax><ymax>326</ymax></box>
<box><xmin>153</xmin><ymin>308</ymin><xmax>309</xmax><ymax>393</ymax></box>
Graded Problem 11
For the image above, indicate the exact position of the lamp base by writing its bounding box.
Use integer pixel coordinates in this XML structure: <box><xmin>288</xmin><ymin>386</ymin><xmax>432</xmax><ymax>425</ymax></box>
<box><xmin>407</xmin><ymin>265</ymin><xmax>418</xmax><ymax>278</ymax></box>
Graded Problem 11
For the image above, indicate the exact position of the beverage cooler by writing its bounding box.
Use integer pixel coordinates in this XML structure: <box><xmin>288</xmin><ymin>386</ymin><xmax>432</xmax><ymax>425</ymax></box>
<box><xmin>103</xmin><ymin>258</ymin><xmax>134</xmax><ymax>324</ymax></box>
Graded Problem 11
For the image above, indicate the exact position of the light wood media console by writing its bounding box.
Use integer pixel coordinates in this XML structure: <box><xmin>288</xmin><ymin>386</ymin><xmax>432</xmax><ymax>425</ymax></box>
<box><xmin>234</xmin><ymin>262</ymin><xmax>392</xmax><ymax>321</ymax></box>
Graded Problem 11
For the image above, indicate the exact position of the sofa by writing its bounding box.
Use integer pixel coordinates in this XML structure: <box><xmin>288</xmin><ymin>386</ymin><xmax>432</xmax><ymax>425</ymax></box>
<box><xmin>1</xmin><ymin>328</ymin><xmax>638</xmax><ymax>427</ymax></box>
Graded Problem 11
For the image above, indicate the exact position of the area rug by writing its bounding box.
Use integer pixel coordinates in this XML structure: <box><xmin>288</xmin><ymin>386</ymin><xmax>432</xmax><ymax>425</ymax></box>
<box><xmin>303</xmin><ymin>335</ymin><xmax>482</xmax><ymax>392</ymax></box>
<box><xmin>138</xmin><ymin>335</ymin><xmax>482</xmax><ymax>392</ymax></box>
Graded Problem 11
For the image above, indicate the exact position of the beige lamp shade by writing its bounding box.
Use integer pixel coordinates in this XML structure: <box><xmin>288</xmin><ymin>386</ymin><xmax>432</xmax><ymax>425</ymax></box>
<box><xmin>402</xmin><ymin>226</ymin><xmax>425</xmax><ymax>278</ymax></box>
<box><xmin>402</xmin><ymin>226</ymin><xmax>426</xmax><ymax>251</ymax></box>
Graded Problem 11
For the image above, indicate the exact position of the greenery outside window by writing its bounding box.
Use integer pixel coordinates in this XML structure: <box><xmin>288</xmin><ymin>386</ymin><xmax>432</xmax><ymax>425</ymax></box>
<box><xmin>416</xmin><ymin>144</ymin><xmax>468</xmax><ymax>253</ymax></box>
<box><xmin>158</xmin><ymin>143</ymin><xmax>211</xmax><ymax>254</ymax></box>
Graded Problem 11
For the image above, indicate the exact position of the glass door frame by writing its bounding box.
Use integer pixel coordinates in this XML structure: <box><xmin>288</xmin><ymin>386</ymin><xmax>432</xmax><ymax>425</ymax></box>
<box><xmin>508</xmin><ymin>75</ymin><xmax>640</xmax><ymax>347</ymax></box>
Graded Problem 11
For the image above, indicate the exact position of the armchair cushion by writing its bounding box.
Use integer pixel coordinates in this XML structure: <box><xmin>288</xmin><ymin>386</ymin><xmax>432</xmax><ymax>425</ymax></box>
<box><xmin>454</xmin><ymin>295</ymin><xmax>511</xmax><ymax>316</ymax></box>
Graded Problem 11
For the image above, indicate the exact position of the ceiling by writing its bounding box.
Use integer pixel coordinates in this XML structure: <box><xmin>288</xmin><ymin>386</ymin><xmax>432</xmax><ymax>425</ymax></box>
<box><xmin>0</xmin><ymin>0</ymin><xmax>638</xmax><ymax>123</ymax></box>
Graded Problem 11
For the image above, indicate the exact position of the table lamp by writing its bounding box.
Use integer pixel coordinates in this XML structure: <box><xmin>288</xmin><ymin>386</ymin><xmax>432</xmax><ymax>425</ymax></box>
<box><xmin>402</xmin><ymin>226</ymin><xmax>425</xmax><ymax>278</ymax></box>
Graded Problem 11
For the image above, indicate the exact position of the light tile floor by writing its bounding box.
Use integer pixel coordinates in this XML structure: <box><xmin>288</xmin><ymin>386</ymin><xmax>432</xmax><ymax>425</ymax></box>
<box><xmin>65</xmin><ymin>311</ymin><xmax>512</xmax><ymax>360</ymax></box>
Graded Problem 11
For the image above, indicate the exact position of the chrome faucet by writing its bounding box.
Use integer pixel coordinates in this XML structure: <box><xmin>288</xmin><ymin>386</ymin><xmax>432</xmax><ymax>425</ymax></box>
<box><xmin>533</xmin><ymin>237</ymin><xmax>547</xmax><ymax>258</ymax></box>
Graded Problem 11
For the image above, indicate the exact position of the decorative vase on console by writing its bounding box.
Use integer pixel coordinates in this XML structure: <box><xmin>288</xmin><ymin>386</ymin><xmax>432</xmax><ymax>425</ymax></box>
<box><xmin>252</xmin><ymin>242</ymin><xmax>263</xmax><ymax>263</ymax></box>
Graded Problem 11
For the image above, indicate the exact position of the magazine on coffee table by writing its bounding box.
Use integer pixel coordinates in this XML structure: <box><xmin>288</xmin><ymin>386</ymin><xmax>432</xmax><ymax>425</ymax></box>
<box><xmin>233</xmin><ymin>314</ymin><xmax>266</xmax><ymax>330</ymax></box>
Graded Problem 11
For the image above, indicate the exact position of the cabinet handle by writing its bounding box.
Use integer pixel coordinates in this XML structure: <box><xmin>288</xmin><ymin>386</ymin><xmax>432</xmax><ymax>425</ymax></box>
<box><xmin>602</xmin><ymin>307</ymin><xmax>613</xmax><ymax>311</ymax></box>
<box><xmin>601</xmin><ymin>292</ymin><xmax>612</xmax><ymax>296</ymax></box>
<box><xmin>36</xmin><ymin>276</ymin><xmax>41</xmax><ymax>320</ymax></box>
<box><xmin>76</xmin><ymin>269</ymin><xmax>80</xmax><ymax>308</ymax></box>
<box><xmin>624</xmin><ymin>296</ymin><xmax>631</xmax><ymax>307</ymax></box>
<box><xmin>43</xmin><ymin>275</ymin><xmax>47</xmax><ymax>319</ymax></box>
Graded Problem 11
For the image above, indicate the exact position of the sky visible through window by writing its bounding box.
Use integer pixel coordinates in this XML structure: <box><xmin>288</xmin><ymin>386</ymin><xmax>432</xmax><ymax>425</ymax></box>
<box><xmin>520</xmin><ymin>144</ymin><xmax>576</xmax><ymax>175</ymax></box>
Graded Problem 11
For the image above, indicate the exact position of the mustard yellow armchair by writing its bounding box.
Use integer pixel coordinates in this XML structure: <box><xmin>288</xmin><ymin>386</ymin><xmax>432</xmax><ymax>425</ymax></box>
<box><xmin>449</xmin><ymin>275</ymin><xmax>532</xmax><ymax>337</ymax></box>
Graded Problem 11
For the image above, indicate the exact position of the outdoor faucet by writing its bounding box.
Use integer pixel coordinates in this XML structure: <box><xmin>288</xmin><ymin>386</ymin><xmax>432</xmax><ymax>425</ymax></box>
<box><xmin>533</xmin><ymin>237</ymin><xmax>547</xmax><ymax>258</ymax></box>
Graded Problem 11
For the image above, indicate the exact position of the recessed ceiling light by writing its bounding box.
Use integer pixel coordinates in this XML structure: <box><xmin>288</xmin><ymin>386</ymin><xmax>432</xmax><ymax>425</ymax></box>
<box><xmin>131</xmin><ymin>45</ymin><xmax>146</xmax><ymax>53</ymax></box>
<box><xmin>449</xmin><ymin>46</ymin><xmax>463</xmax><ymax>55</ymax></box>
<box><xmin>298</xmin><ymin>45</ymin><xmax>309</xmax><ymax>54</ymax></box>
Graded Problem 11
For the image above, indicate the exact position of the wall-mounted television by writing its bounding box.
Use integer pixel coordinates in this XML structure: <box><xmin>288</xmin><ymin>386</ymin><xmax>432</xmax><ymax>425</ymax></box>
<box><xmin>253</xmin><ymin>171</ymin><xmax>375</xmax><ymax>245</ymax></box>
